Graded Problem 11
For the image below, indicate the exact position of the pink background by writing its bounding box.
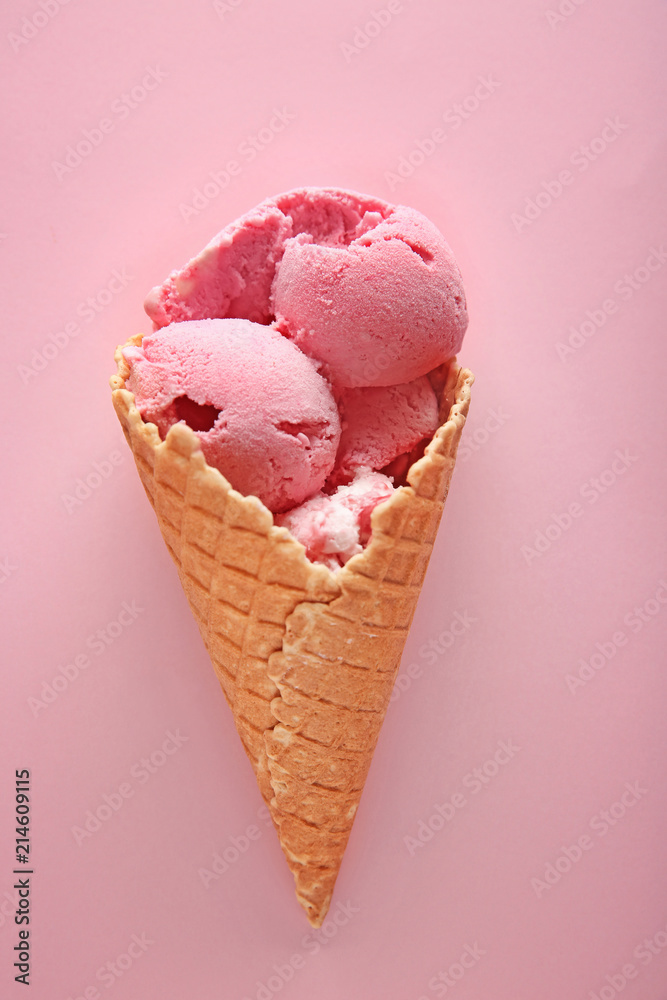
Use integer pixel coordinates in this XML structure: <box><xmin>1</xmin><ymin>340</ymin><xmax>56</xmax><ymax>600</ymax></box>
<box><xmin>2</xmin><ymin>0</ymin><xmax>666</xmax><ymax>997</ymax></box>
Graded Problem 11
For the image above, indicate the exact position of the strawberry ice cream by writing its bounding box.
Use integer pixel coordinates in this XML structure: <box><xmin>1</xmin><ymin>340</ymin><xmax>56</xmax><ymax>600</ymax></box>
<box><xmin>276</xmin><ymin>471</ymin><xmax>394</xmax><ymax>572</ymax></box>
<box><xmin>144</xmin><ymin>188</ymin><xmax>390</xmax><ymax>329</ymax></box>
<box><xmin>126</xmin><ymin>187</ymin><xmax>468</xmax><ymax>569</ymax></box>
<box><xmin>332</xmin><ymin>377</ymin><xmax>439</xmax><ymax>486</ymax></box>
<box><xmin>144</xmin><ymin>189</ymin><xmax>467</xmax><ymax>388</ymax></box>
<box><xmin>123</xmin><ymin>318</ymin><xmax>340</xmax><ymax>514</ymax></box>
<box><xmin>272</xmin><ymin>205</ymin><xmax>467</xmax><ymax>387</ymax></box>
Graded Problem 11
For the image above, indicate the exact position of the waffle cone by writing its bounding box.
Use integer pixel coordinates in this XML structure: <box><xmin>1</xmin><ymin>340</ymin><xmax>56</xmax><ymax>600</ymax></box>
<box><xmin>110</xmin><ymin>337</ymin><xmax>473</xmax><ymax>926</ymax></box>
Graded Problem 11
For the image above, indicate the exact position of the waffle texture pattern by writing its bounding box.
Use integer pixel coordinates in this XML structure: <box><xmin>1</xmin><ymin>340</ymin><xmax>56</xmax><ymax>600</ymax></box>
<box><xmin>111</xmin><ymin>335</ymin><xmax>473</xmax><ymax>926</ymax></box>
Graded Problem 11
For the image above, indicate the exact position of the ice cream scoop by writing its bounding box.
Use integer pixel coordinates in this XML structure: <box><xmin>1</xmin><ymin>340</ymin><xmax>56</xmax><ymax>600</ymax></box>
<box><xmin>124</xmin><ymin>317</ymin><xmax>341</xmax><ymax>513</ymax></box>
<box><xmin>143</xmin><ymin>189</ymin><xmax>468</xmax><ymax>391</ymax></box>
<box><xmin>138</xmin><ymin>186</ymin><xmax>467</xmax><ymax>550</ymax></box>
<box><xmin>144</xmin><ymin>188</ymin><xmax>390</xmax><ymax>329</ymax></box>
<box><xmin>276</xmin><ymin>470</ymin><xmax>395</xmax><ymax>571</ymax></box>
<box><xmin>272</xmin><ymin>204</ymin><xmax>467</xmax><ymax>387</ymax></box>
<box><xmin>332</xmin><ymin>377</ymin><xmax>439</xmax><ymax>485</ymax></box>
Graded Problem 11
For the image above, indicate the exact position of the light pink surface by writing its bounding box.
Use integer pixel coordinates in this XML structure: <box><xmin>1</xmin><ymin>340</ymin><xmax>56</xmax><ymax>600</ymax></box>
<box><xmin>125</xmin><ymin>318</ymin><xmax>341</xmax><ymax>513</ymax></box>
<box><xmin>2</xmin><ymin>2</ymin><xmax>666</xmax><ymax>999</ymax></box>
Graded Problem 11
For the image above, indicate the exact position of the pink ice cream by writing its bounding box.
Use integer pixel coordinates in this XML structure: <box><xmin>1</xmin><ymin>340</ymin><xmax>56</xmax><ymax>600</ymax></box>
<box><xmin>276</xmin><ymin>471</ymin><xmax>395</xmax><ymax>572</ymax></box>
<box><xmin>144</xmin><ymin>190</ymin><xmax>467</xmax><ymax>389</ymax></box>
<box><xmin>131</xmin><ymin>187</ymin><xmax>468</xmax><ymax>569</ymax></box>
<box><xmin>332</xmin><ymin>377</ymin><xmax>439</xmax><ymax>486</ymax></box>
<box><xmin>272</xmin><ymin>206</ymin><xmax>467</xmax><ymax>387</ymax></box>
<box><xmin>144</xmin><ymin>188</ymin><xmax>390</xmax><ymax>329</ymax></box>
<box><xmin>124</xmin><ymin>318</ymin><xmax>340</xmax><ymax>514</ymax></box>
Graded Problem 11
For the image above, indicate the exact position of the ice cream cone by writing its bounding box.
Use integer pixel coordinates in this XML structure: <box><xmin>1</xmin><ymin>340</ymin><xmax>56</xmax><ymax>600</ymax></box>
<box><xmin>111</xmin><ymin>335</ymin><xmax>473</xmax><ymax>926</ymax></box>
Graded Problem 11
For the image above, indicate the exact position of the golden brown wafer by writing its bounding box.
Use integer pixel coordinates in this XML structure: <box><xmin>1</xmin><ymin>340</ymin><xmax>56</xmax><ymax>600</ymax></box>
<box><xmin>111</xmin><ymin>338</ymin><xmax>472</xmax><ymax>925</ymax></box>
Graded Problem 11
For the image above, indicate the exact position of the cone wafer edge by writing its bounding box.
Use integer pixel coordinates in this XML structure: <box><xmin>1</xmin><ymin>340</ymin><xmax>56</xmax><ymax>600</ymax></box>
<box><xmin>110</xmin><ymin>335</ymin><xmax>473</xmax><ymax>926</ymax></box>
